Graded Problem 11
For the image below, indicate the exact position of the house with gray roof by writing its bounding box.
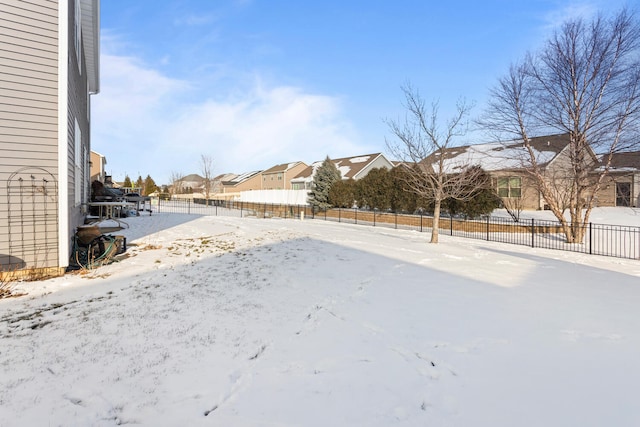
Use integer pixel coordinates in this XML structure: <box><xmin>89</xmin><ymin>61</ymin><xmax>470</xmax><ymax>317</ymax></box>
<box><xmin>596</xmin><ymin>151</ymin><xmax>640</xmax><ymax>207</ymax></box>
<box><xmin>421</xmin><ymin>133</ymin><xmax>639</xmax><ymax>209</ymax></box>
<box><xmin>291</xmin><ymin>153</ymin><xmax>394</xmax><ymax>190</ymax></box>
<box><xmin>220</xmin><ymin>170</ymin><xmax>263</xmax><ymax>196</ymax></box>
<box><xmin>261</xmin><ymin>161</ymin><xmax>307</xmax><ymax>190</ymax></box>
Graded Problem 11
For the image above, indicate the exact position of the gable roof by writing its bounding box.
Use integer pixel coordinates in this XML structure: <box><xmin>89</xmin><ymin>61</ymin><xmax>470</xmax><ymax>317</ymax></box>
<box><xmin>422</xmin><ymin>134</ymin><xmax>571</xmax><ymax>173</ymax></box>
<box><xmin>607</xmin><ymin>151</ymin><xmax>640</xmax><ymax>171</ymax></box>
<box><xmin>213</xmin><ymin>173</ymin><xmax>237</xmax><ymax>182</ymax></box>
<box><xmin>222</xmin><ymin>170</ymin><xmax>262</xmax><ymax>186</ymax></box>
<box><xmin>292</xmin><ymin>153</ymin><xmax>391</xmax><ymax>182</ymax></box>
<box><xmin>180</xmin><ymin>173</ymin><xmax>204</xmax><ymax>183</ymax></box>
<box><xmin>263</xmin><ymin>161</ymin><xmax>306</xmax><ymax>174</ymax></box>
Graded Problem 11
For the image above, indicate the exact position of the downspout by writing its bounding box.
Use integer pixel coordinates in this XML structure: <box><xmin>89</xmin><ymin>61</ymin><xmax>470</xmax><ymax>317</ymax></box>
<box><xmin>58</xmin><ymin>0</ymin><xmax>70</xmax><ymax>268</ymax></box>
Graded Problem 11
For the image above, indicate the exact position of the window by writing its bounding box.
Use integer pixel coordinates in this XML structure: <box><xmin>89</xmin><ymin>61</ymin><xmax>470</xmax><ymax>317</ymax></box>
<box><xmin>616</xmin><ymin>182</ymin><xmax>631</xmax><ymax>207</ymax></box>
<box><xmin>497</xmin><ymin>176</ymin><xmax>521</xmax><ymax>198</ymax></box>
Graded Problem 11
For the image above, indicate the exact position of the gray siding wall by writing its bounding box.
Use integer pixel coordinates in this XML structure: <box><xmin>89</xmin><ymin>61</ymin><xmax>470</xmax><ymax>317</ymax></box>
<box><xmin>0</xmin><ymin>0</ymin><xmax>60</xmax><ymax>270</ymax></box>
<box><xmin>66</xmin><ymin>0</ymin><xmax>91</xmax><ymax>261</ymax></box>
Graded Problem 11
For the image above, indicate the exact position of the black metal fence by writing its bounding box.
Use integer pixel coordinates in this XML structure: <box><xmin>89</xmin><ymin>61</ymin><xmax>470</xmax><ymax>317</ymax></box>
<box><xmin>151</xmin><ymin>198</ymin><xmax>640</xmax><ymax>260</ymax></box>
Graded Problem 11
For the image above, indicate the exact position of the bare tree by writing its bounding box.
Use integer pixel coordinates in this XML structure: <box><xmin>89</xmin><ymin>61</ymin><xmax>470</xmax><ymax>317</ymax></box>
<box><xmin>386</xmin><ymin>84</ymin><xmax>485</xmax><ymax>243</ymax></box>
<box><xmin>482</xmin><ymin>8</ymin><xmax>640</xmax><ymax>243</ymax></box>
<box><xmin>200</xmin><ymin>154</ymin><xmax>214</xmax><ymax>205</ymax></box>
<box><xmin>169</xmin><ymin>170</ymin><xmax>184</xmax><ymax>198</ymax></box>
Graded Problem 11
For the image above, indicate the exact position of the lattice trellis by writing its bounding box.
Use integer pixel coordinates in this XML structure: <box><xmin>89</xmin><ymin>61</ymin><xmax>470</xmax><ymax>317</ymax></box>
<box><xmin>6</xmin><ymin>167</ymin><xmax>59</xmax><ymax>270</ymax></box>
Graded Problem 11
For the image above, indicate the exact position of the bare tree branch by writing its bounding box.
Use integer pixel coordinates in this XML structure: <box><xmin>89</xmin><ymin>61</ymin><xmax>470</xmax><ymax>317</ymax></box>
<box><xmin>200</xmin><ymin>154</ymin><xmax>214</xmax><ymax>205</ymax></box>
<box><xmin>386</xmin><ymin>83</ymin><xmax>482</xmax><ymax>243</ymax></box>
<box><xmin>481</xmin><ymin>8</ymin><xmax>640</xmax><ymax>243</ymax></box>
<box><xmin>169</xmin><ymin>171</ymin><xmax>184</xmax><ymax>197</ymax></box>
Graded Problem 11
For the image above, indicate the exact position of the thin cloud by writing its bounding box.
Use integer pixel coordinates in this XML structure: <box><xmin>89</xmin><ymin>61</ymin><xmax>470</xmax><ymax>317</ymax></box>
<box><xmin>92</xmin><ymin>53</ymin><xmax>366</xmax><ymax>184</ymax></box>
<box><xmin>167</xmin><ymin>82</ymin><xmax>363</xmax><ymax>173</ymax></box>
<box><xmin>542</xmin><ymin>3</ymin><xmax>598</xmax><ymax>30</ymax></box>
<box><xmin>173</xmin><ymin>13</ymin><xmax>218</xmax><ymax>27</ymax></box>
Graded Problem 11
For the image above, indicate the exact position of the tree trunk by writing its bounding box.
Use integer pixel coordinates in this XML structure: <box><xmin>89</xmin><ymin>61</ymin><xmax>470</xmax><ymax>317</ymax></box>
<box><xmin>431</xmin><ymin>198</ymin><xmax>441</xmax><ymax>243</ymax></box>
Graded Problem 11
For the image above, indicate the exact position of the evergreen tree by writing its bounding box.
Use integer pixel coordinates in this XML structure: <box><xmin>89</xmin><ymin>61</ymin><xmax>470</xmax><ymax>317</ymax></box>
<box><xmin>356</xmin><ymin>168</ymin><xmax>393</xmax><ymax>210</ymax></box>
<box><xmin>123</xmin><ymin>175</ymin><xmax>132</xmax><ymax>189</ymax></box>
<box><xmin>143</xmin><ymin>175</ymin><xmax>158</xmax><ymax>196</ymax></box>
<box><xmin>308</xmin><ymin>156</ymin><xmax>341</xmax><ymax>211</ymax></box>
<box><xmin>328</xmin><ymin>179</ymin><xmax>357</xmax><ymax>208</ymax></box>
<box><xmin>444</xmin><ymin>167</ymin><xmax>501</xmax><ymax>218</ymax></box>
<box><xmin>390</xmin><ymin>166</ymin><xmax>419</xmax><ymax>213</ymax></box>
<box><xmin>135</xmin><ymin>176</ymin><xmax>144</xmax><ymax>192</ymax></box>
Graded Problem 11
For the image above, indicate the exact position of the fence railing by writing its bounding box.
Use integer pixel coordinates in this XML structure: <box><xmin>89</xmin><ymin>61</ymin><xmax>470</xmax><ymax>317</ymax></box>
<box><xmin>150</xmin><ymin>198</ymin><xmax>640</xmax><ymax>260</ymax></box>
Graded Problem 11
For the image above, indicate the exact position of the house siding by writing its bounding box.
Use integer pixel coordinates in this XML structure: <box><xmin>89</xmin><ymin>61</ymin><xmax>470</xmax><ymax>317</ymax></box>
<box><xmin>262</xmin><ymin>162</ymin><xmax>308</xmax><ymax>190</ymax></box>
<box><xmin>223</xmin><ymin>173</ymin><xmax>264</xmax><ymax>193</ymax></box>
<box><xmin>352</xmin><ymin>155</ymin><xmax>394</xmax><ymax>180</ymax></box>
<box><xmin>0</xmin><ymin>0</ymin><xmax>60</xmax><ymax>271</ymax></box>
<box><xmin>595</xmin><ymin>173</ymin><xmax>638</xmax><ymax>207</ymax></box>
<box><xmin>65</xmin><ymin>0</ymin><xmax>91</xmax><ymax>265</ymax></box>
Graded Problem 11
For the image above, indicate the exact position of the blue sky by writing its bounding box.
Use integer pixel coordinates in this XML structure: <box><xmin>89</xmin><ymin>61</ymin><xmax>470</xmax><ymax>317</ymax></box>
<box><xmin>92</xmin><ymin>0</ymin><xmax>628</xmax><ymax>184</ymax></box>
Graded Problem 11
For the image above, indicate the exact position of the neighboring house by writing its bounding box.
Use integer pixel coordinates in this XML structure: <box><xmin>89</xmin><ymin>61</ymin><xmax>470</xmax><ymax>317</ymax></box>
<box><xmin>420</xmin><ymin>134</ymin><xmax>576</xmax><ymax>210</ymax></box>
<box><xmin>291</xmin><ymin>153</ymin><xmax>394</xmax><ymax>190</ymax></box>
<box><xmin>422</xmin><ymin>134</ymin><xmax>574</xmax><ymax>210</ymax></box>
<box><xmin>261</xmin><ymin>161</ymin><xmax>307</xmax><ymax>190</ymax></box>
<box><xmin>596</xmin><ymin>151</ymin><xmax>640</xmax><ymax>207</ymax></box>
<box><xmin>220</xmin><ymin>170</ymin><xmax>263</xmax><ymax>195</ymax></box>
<box><xmin>421</xmin><ymin>133</ymin><xmax>640</xmax><ymax>210</ymax></box>
<box><xmin>174</xmin><ymin>173</ymin><xmax>205</xmax><ymax>194</ymax></box>
<box><xmin>0</xmin><ymin>0</ymin><xmax>100</xmax><ymax>277</ymax></box>
<box><xmin>211</xmin><ymin>173</ymin><xmax>237</xmax><ymax>195</ymax></box>
<box><xmin>90</xmin><ymin>150</ymin><xmax>107</xmax><ymax>183</ymax></box>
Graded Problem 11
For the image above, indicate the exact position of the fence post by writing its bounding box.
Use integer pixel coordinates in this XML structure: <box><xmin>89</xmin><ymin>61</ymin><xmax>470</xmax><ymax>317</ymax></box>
<box><xmin>188</xmin><ymin>198</ymin><xmax>191</xmax><ymax>215</ymax></box>
<box><xmin>420</xmin><ymin>211</ymin><xmax>423</xmax><ymax>233</ymax></box>
<box><xmin>486</xmin><ymin>215</ymin><xmax>490</xmax><ymax>241</ymax></box>
<box><xmin>531</xmin><ymin>218</ymin><xmax>535</xmax><ymax>248</ymax></box>
<box><xmin>338</xmin><ymin>208</ymin><xmax>341</xmax><ymax>223</ymax></box>
<box><xmin>373</xmin><ymin>209</ymin><xmax>376</xmax><ymax>226</ymax></box>
<box><xmin>589</xmin><ymin>222</ymin><xmax>593</xmax><ymax>255</ymax></box>
<box><xmin>395</xmin><ymin>212</ymin><xmax>398</xmax><ymax>229</ymax></box>
<box><xmin>355</xmin><ymin>208</ymin><xmax>358</xmax><ymax>224</ymax></box>
<box><xmin>450</xmin><ymin>214</ymin><xmax>453</xmax><ymax>236</ymax></box>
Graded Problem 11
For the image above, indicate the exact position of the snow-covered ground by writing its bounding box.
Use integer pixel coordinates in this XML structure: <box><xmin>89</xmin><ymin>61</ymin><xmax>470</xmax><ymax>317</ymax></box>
<box><xmin>491</xmin><ymin>206</ymin><xmax>640</xmax><ymax>226</ymax></box>
<box><xmin>1</xmin><ymin>209</ymin><xmax>640</xmax><ymax>426</ymax></box>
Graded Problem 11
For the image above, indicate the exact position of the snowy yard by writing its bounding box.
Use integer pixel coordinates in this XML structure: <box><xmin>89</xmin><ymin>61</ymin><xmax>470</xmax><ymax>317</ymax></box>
<box><xmin>1</xmin><ymin>211</ymin><xmax>640</xmax><ymax>426</ymax></box>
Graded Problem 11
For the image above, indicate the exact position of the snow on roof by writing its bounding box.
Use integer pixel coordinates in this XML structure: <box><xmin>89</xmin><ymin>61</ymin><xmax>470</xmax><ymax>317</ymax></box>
<box><xmin>291</xmin><ymin>153</ymin><xmax>389</xmax><ymax>182</ymax></box>
<box><xmin>337</xmin><ymin>166</ymin><xmax>351</xmax><ymax>177</ymax></box>
<box><xmin>263</xmin><ymin>162</ymin><xmax>304</xmax><ymax>174</ymax></box>
<box><xmin>348</xmin><ymin>156</ymin><xmax>371</xmax><ymax>163</ymax></box>
<box><xmin>427</xmin><ymin>135</ymin><xmax>570</xmax><ymax>173</ymax></box>
<box><xmin>224</xmin><ymin>170</ymin><xmax>262</xmax><ymax>184</ymax></box>
<box><xmin>435</xmin><ymin>143</ymin><xmax>555</xmax><ymax>173</ymax></box>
